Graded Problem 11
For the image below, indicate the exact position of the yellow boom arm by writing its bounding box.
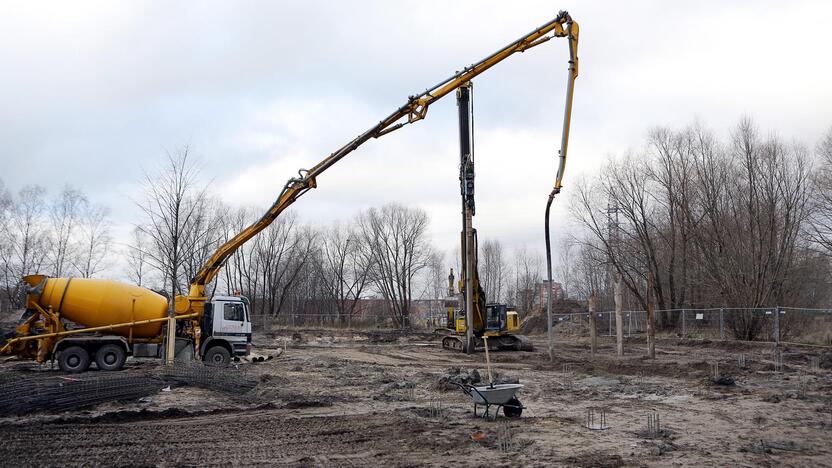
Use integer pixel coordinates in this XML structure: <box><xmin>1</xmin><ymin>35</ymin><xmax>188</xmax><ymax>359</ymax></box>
<box><xmin>187</xmin><ymin>11</ymin><xmax>579</xmax><ymax>301</ymax></box>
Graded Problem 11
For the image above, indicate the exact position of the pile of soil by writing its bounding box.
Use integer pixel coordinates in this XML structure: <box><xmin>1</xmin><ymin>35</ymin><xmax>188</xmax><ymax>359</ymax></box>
<box><xmin>436</xmin><ymin>367</ymin><xmax>481</xmax><ymax>391</ymax></box>
<box><xmin>435</xmin><ymin>367</ymin><xmax>519</xmax><ymax>391</ymax></box>
<box><xmin>520</xmin><ymin>299</ymin><xmax>587</xmax><ymax>335</ymax></box>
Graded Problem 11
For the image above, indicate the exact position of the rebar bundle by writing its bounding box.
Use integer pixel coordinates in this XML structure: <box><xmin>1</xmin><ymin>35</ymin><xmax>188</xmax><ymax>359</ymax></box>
<box><xmin>0</xmin><ymin>373</ymin><xmax>163</xmax><ymax>416</ymax></box>
<box><xmin>161</xmin><ymin>363</ymin><xmax>258</xmax><ymax>396</ymax></box>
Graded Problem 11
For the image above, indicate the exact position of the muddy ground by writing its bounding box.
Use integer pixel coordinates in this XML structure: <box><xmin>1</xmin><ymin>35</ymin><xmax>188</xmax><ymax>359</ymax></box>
<box><xmin>1</xmin><ymin>329</ymin><xmax>831</xmax><ymax>467</ymax></box>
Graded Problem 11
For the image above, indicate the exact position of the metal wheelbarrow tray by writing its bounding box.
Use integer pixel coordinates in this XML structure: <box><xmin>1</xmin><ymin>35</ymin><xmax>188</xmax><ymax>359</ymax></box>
<box><xmin>453</xmin><ymin>382</ymin><xmax>524</xmax><ymax>418</ymax></box>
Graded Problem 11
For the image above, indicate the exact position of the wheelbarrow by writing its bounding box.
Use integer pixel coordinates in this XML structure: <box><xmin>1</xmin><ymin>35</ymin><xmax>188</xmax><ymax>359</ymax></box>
<box><xmin>452</xmin><ymin>382</ymin><xmax>524</xmax><ymax>418</ymax></box>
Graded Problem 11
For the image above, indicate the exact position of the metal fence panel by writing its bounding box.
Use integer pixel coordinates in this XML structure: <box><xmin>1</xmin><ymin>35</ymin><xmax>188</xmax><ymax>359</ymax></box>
<box><xmin>251</xmin><ymin>306</ymin><xmax>832</xmax><ymax>345</ymax></box>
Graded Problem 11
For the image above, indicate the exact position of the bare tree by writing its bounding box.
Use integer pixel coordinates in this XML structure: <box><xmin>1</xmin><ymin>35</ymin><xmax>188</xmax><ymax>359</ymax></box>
<box><xmin>318</xmin><ymin>221</ymin><xmax>370</xmax><ymax>323</ymax></box>
<box><xmin>0</xmin><ymin>185</ymin><xmax>51</xmax><ymax>307</ymax></box>
<box><xmin>126</xmin><ymin>226</ymin><xmax>152</xmax><ymax>287</ymax></box>
<box><xmin>0</xmin><ymin>180</ymin><xmax>13</xmax><ymax>310</ymax></box>
<box><xmin>73</xmin><ymin>203</ymin><xmax>111</xmax><ymax>278</ymax></box>
<box><xmin>179</xmin><ymin>198</ymin><xmax>225</xmax><ymax>294</ymax></box>
<box><xmin>422</xmin><ymin>250</ymin><xmax>448</xmax><ymax>327</ymax></box>
<box><xmin>222</xmin><ymin>207</ymin><xmax>262</xmax><ymax>307</ymax></box>
<box><xmin>809</xmin><ymin>126</ymin><xmax>832</xmax><ymax>256</ymax></box>
<box><xmin>480</xmin><ymin>238</ymin><xmax>506</xmax><ymax>303</ymax></box>
<box><xmin>512</xmin><ymin>245</ymin><xmax>542</xmax><ymax>314</ymax></box>
<box><xmin>555</xmin><ymin>237</ymin><xmax>576</xmax><ymax>300</ymax></box>
<box><xmin>573</xmin><ymin>238</ymin><xmax>606</xmax><ymax>302</ymax></box>
<box><xmin>357</xmin><ymin>204</ymin><xmax>432</xmax><ymax>329</ymax></box>
<box><xmin>136</xmin><ymin>147</ymin><xmax>210</xmax><ymax>298</ymax></box>
<box><xmin>571</xmin><ymin>118</ymin><xmax>816</xmax><ymax>338</ymax></box>
<box><xmin>258</xmin><ymin>220</ymin><xmax>317</xmax><ymax>316</ymax></box>
<box><xmin>694</xmin><ymin>120</ymin><xmax>810</xmax><ymax>309</ymax></box>
<box><xmin>222</xmin><ymin>209</ymin><xmax>318</xmax><ymax>318</ymax></box>
<box><xmin>49</xmin><ymin>186</ymin><xmax>86</xmax><ymax>277</ymax></box>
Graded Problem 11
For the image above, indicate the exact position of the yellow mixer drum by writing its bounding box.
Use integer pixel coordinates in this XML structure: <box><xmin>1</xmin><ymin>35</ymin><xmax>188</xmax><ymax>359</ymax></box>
<box><xmin>28</xmin><ymin>276</ymin><xmax>169</xmax><ymax>338</ymax></box>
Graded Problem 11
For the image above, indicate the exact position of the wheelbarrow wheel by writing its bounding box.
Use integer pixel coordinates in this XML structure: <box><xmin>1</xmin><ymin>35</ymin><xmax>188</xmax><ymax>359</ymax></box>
<box><xmin>504</xmin><ymin>397</ymin><xmax>522</xmax><ymax>418</ymax></box>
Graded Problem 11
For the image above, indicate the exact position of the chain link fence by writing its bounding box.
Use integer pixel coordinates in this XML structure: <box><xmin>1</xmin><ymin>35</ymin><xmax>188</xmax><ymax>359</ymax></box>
<box><xmin>551</xmin><ymin>307</ymin><xmax>832</xmax><ymax>346</ymax></box>
<box><xmin>252</xmin><ymin>307</ymin><xmax>832</xmax><ymax>346</ymax></box>
<box><xmin>250</xmin><ymin>313</ymin><xmax>441</xmax><ymax>332</ymax></box>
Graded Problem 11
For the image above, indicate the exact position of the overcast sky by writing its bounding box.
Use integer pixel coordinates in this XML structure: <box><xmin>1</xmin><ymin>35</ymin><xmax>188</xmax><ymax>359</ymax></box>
<box><xmin>2</xmin><ymin>1</ymin><xmax>831</xmax><ymax>279</ymax></box>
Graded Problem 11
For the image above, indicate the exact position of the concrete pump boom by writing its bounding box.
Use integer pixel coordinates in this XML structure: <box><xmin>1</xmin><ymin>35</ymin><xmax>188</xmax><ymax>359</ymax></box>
<box><xmin>178</xmin><ymin>11</ymin><xmax>579</xmax><ymax>330</ymax></box>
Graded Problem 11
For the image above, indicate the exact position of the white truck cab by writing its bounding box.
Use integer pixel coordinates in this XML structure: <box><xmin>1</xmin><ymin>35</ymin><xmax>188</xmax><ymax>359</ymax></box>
<box><xmin>199</xmin><ymin>295</ymin><xmax>252</xmax><ymax>365</ymax></box>
<box><xmin>48</xmin><ymin>294</ymin><xmax>253</xmax><ymax>372</ymax></box>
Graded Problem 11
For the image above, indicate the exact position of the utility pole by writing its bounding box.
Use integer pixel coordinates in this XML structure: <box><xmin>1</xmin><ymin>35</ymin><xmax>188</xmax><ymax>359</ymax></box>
<box><xmin>605</xmin><ymin>201</ymin><xmax>621</xmax><ymax>309</ymax></box>
<box><xmin>457</xmin><ymin>81</ymin><xmax>477</xmax><ymax>354</ymax></box>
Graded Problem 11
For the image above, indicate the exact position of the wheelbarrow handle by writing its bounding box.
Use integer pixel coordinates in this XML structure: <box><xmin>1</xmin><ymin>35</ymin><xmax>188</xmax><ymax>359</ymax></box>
<box><xmin>468</xmin><ymin>386</ymin><xmax>490</xmax><ymax>403</ymax></box>
<box><xmin>449</xmin><ymin>381</ymin><xmax>473</xmax><ymax>396</ymax></box>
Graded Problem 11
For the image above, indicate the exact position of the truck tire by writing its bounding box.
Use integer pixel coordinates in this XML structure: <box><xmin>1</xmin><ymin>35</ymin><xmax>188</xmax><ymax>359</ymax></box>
<box><xmin>204</xmin><ymin>346</ymin><xmax>231</xmax><ymax>366</ymax></box>
<box><xmin>59</xmin><ymin>346</ymin><xmax>91</xmax><ymax>373</ymax></box>
<box><xmin>95</xmin><ymin>344</ymin><xmax>127</xmax><ymax>371</ymax></box>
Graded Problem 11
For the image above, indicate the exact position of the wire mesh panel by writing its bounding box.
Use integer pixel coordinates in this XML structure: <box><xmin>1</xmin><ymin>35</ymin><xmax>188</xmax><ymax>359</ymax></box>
<box><xmin>779</xmin><ymin>308</ymin><xmax>832</xmax><ymax>345</ymax></box>
<box><xmin>0</xmin><ymin>373</ymin><xmax>164</xmax><ymax>416</ymax></box>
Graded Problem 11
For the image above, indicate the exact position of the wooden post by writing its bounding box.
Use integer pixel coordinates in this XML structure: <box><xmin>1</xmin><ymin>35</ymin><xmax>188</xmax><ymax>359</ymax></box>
<box><xmin>165</xmin><ymin>295</ymin><xmax>176</xmax><ymax>366</ymax></box>
<box><xmin>588</xmin><ymin>293</ymin><xmax>597</xmax><ymax>358</ymax></box>
<box><xmin>482</xmin><ymin>336</ymin><xmax>493</xmax><ymax>384</ymax></box>
<box><xmin>646</xmin><ymin>270</ymin><xmax>655</xmax><ymax>359</ymax></box>
<box><xmin>614</xmin><ymin>273</ymin><xmax>624</xmax><ymax>356</ymax></box>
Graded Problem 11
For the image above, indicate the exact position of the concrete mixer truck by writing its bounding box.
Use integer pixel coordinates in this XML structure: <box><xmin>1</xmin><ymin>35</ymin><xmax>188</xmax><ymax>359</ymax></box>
<box><xmin>0</xmin><ymin>11</ymin><xmax>578</xmax><ymax>372</ymax></box>
<box><xmin>2</xmin><ymin>275</ymin><xmax>251</xmax><ymax>372</ymax></box>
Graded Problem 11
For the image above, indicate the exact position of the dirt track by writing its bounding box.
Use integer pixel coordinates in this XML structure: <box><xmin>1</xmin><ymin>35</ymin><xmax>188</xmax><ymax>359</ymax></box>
<box><xmin>2</xmin><ymin>330</ymin><xmax>832</xmax><ymax>467</ymax></box>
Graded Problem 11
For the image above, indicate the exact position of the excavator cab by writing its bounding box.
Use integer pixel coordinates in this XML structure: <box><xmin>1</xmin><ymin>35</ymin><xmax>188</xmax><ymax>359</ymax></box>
<box><xmin>485</xmin><ymin>303</ymin><xmax>507</xmax><ymax>333</ymax></box>
<box><xmin>506</xmin><ymin>307</ymin><xmax>520</xmax><ymax>333</ymax></box>
<box><xmin>454</xmin><ymin>308</ymin><xmax>467</xmax><ymax>334</ymax></box>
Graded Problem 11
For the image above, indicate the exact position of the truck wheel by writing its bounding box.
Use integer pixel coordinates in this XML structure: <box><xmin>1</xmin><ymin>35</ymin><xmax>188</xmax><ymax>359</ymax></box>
<box><xmin>59</xmin><ymin>346</ymin><xmax>91</xmax><ymax>373</ymax></box>
<box><xmin>95</xmin><ymin>344</ymin><xmax>127</xmax><ymax>371</ymax></box>
<box><xmin>204</xmin><ymin>346</ymin><xmax>231</xmax><ymax>366</ymax></box>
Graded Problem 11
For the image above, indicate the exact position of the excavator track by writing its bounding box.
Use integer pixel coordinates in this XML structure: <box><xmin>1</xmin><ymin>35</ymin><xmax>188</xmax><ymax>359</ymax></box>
<box><xmin>508</xmin><ymin>334</ymin><xmax>535</xmax><ymax>351</ymax></box>
<box><xmin>486</xmin><ymin>334</ymin><xmax>535</xmax><ymax>351</ymax></box>
<box><xmin>440</xmin><ymin>334</ymin><xmax>534</xmax><ymax>352</ymax></box>
<box><xmin>441</xmin><ymin>336</ymin><xmax>467</xmax><ymax>352</ymax></box>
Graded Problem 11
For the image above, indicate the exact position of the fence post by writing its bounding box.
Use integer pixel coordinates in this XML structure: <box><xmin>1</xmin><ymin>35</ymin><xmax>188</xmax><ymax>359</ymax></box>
<box><xmin>681</xmin><ymin>309</ymin><xmax>686</xmax><ymax>338</ymax></box>
<box><xmin>719</xmin><ymin>308</ymin><xmax>724</xmax><ymax>340</ymax></box>
<box><xmin>773</xmin><ymin>307</ymin><xmax>780</xmax><ymax>344</ymax></box>
<box><xmin>608</xmin><ymin>312</ymin><xmax>612</xmax><ymax>336</ymax></box>
<box><xmin>291</xmin><ymin>313</ymin><xmax>295</xmax><ymax>328</ymax></box>
<box><xmin>588</xmin><ymin>294</ymin><xmax>597</xmax><ymax>358</ymax></box>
